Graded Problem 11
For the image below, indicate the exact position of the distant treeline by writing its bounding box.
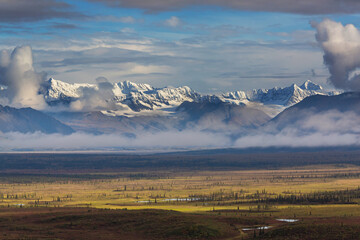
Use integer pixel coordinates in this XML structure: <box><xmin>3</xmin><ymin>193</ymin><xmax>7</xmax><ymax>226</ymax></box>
<box><xmin>189</xmin><ymin>187</ymin><xmax>360</xmax><ymax>205</ymax></box>
<box><xmin>0</xmin><ymin>151</ymin><xmax>360</xmax><ymax>171</ymax></box>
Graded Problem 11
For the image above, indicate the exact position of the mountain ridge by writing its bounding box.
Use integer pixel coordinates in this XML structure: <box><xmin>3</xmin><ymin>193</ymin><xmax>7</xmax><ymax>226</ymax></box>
<box><xmin>267</xmin><ymin>92</ymin><xmax>360</xmax><ymax>133</ymax></box>
<box><xmin>41</xmin><ymin>78</ymin><xmax>340</xmax><ymax>116</ymax></box>
<box><xmin>0</xmin><ymin>105</ymin><xmax>74</xmax><ymax>134</ymax></box>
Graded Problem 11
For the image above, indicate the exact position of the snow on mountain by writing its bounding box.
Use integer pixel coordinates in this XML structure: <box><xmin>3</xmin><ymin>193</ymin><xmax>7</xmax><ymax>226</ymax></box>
<box><xmin>41</xmin><ymin>78</ymin><xmax>340</xmax><ymax>116</ymax></box>
<box><xmin>300</xmin><ymin>80</ymin><xmax>323</xmax><ymax>91</ymax></box>
<box><xmin>218</xmin><ymin>81</ymin><xmax>341</xmax><ymax>116</ymax></box>
<box><xmin>222</xmin><ymin>81</ymin><xmax>334</xmax><ymax>107</ymax></box>
<box><xmin>42</xmin><ymin>78</ymin><xmax>201</xmax><ymax>112</ymax></box>
<box><xmin>117</xmin><ymin>80</ymin><xmax>153</xmax><ymax>93</ymax></box>
<box><xmin>43</xmin><ymin>78</ymin><xmax>96</xmax><ymax>103</ymax></box>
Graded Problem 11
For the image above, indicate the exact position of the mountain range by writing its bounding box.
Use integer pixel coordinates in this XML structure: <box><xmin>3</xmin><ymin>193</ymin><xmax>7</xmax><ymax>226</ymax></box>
<box><xmin>0</xmin><ymin>79</ymin><xmax>344</xmax><ymax>135</ymax></box>
<box><xmin>41</xmin><ymin>78</ymin><xmax>339</xmax><ymax>117</ymax></box>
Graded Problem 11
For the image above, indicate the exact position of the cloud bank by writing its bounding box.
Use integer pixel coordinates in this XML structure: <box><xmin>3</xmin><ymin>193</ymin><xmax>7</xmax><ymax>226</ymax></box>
<box><xmin>0</xmin><ymin>130</ymin><xmax>231</xmax><ymax>151</ymax></box>
<box><xmin>0</xmin><ymin>0</ymin><xmax>80</xmax><ymax>23</ymax></box>
<box><xmin>313</xmin><ymin>19</ymin><xmax>360</xmax><ymax>91</ymax></box>
<box><xmin>88</xmin><ymin>0</ymin><xmax>360</xmax><ymax>15</ymax></box>
<box><xmin>1</xmin><ymin>109</ymin><xmax>360</xmax><ymax>152</ymax></box>
<box><xmin>235</xmin><ymin>110</ymin><xmax>360</xmax><ymax>148</ymax></box>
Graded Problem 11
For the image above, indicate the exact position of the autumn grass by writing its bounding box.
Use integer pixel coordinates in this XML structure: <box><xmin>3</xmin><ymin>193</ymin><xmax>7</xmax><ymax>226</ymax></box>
<box><xmin>0</xmin><ymin>165</ymin><xmax>360</xmax><ymax>239</ymax></box>
<box><xmin>0</xmin><ymin>165</ymin><xmax>360</xmax><ymax>219</ymax></box>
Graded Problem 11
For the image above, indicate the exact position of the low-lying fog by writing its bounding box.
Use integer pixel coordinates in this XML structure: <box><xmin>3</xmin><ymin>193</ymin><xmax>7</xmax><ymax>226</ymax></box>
<box><xmin>1</xmin><ymin>109</ymin><xmax>359</xmax><ymax>152</ymax></box>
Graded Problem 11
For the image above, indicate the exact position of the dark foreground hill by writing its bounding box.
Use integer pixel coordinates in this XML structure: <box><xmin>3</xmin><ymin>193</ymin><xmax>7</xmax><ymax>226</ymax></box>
<box><xmin>0</xmin><ymin>105</ymin><xmax>74</xmax><ymax>134</ymax></box>
<box><xmin>0</xmin><ymin>208</ymin><xmax>239</xmax><ymax>240</ymax></box>
<box><xmin>49</xmin><ymin>101</ymin><xmax>271</xmax><ymax>134</ymax></box>
<box><xmin>269</xmin><ymin>92</ymin><xmax>360</xmax><ymax>130</ymax></box>
<box><xmin>176</xmin><ymin>101</ymin><xmax>271</xmax><ymax>130</ymax></box>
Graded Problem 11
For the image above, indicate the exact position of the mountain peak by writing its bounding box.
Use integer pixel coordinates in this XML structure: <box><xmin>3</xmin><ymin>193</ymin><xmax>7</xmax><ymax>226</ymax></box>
<box><xmin>117</xmin><ymin>80</ymin><xmax>153</xmax><ymax>92</ymax></box>
<box><xmin>300</xmin><ymin>80</ymin><xmax>322</xmax><ymax>91</ymax></box>
<box><xmin>289</xmin><ymin>83</ymin><xmax>300</xmax><ymax>90</ymax></box>
<box><xmin>41</xmin><ymin>78</ymin><xmax>337</xmax><ymax>115</ymax></box>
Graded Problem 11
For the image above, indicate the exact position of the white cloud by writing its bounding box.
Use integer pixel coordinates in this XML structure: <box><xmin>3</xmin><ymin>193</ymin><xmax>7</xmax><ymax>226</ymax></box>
<box><xmin>1</xmin><ymin>109</ymin><xmax>360</xmax><ymax>151</ymax></box>
<box><xmin>164</xmin><ymin>16</ymin><xmax>182</xmax><ymax>28</ymax></box>
<box><xmin>235</xmin><ymin>132</ymin><xmax>360</xmax><ymax>148</ymax></box>
<box><xmin>0</xmin><ymin>130</ymin><xmax>231</xmax><ymax>151</ymax></box>
<box><xmin>0</xmin><ymin>46</ymin><xmax>46</xmax><ymax>109</ymax></box>
<box><xmin>235</xmin><ymin>110</ymin><xmax>360</xmax><ymax>148</ymax></box>
<box><xmin>312</xmin><ymin>19</ymin><xmax>360</xmax><ymax>91</ymax></box>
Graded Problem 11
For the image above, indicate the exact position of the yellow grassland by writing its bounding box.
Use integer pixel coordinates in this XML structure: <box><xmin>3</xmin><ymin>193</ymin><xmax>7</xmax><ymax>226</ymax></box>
<box><xmin>1</xmin><ymin>165</ymin><xmax>360</xmax><ymax>218</ymax></box>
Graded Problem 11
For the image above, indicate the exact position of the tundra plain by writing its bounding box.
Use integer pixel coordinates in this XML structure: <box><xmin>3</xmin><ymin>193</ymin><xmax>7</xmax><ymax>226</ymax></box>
<box><xmin>1</xmin><ymin>151</ymin><xmax>360</xmax><ymax>239</ymax></box>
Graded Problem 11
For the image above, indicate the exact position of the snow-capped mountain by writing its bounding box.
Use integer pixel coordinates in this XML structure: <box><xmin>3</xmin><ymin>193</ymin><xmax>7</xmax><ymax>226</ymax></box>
<box><xmin>0</xmin><ymin>78</ymin><xmax>343</xmax><ymax>135</ymax></box>
<box><xmin>41</xmin><ymin>78</ymin><xmax>339</xmax><ymax>116</ymax></box>
<box><xmin>220</xmin><ymin>80</ymin><xmax>338</xmax><ymax>107</ymax></box>
<box><xmin>43</xmin><ymin>79</ymin><xmax>94</xmax><ymax>102</ymax></box>
<box><xmin>42</xmin><ymin>78</ymin><xmax>201</xmax><ymax>112</ymax></box>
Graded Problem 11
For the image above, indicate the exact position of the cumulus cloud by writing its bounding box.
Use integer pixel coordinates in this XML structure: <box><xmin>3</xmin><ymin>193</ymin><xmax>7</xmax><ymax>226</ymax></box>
<box><xmin>0</xmin><ymin>0</ymin><xmax>81</xmax><ymax>22</ymax></box>
<box><xmin>312</xmin><ymin>19</ymin><xmax>360</xmax><ymax>91</ymax></box>
<box><xmin>164</xmin><ymin>16</ymin><xmax>182</xmax><ymax>28</ymax></box>
<box><xmin>0</xmin><ymin>46</ymin><xmax>46</xmax><ymax>109</ymax></box>
<box><xmin>87</xmin><ymin>0</ymin><xmax>360</xmax><ymax>15</ymax></box>
<box><xmin>70</xmin><ymin>77</ymin><xmax>121</xmax><ymax>112</ymax></box>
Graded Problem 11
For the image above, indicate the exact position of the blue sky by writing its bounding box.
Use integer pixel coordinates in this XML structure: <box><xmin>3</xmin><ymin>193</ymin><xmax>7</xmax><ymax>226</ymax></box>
<box><xmin>1</xmin><ymin>0</ymin><xmax>360</xmax><ymax>92</ymax></box>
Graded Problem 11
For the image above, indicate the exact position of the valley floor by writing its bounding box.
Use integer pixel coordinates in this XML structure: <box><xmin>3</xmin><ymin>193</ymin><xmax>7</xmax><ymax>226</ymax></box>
<box><xmin>1</xmin><ymin>152</ymin><xmax>360</xmax><ymax>239</ymax></box>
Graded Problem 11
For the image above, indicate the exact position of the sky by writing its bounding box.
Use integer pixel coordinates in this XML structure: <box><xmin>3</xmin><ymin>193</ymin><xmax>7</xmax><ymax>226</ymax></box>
<box><xmin>1</xmin><ymin>0</ymin><xmax>360</xmax><ymax>93</ymax></box>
